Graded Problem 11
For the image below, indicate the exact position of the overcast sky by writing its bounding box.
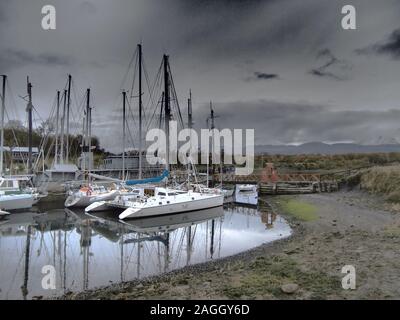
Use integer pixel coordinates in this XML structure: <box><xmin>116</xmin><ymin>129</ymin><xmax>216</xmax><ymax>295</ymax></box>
<box><xmin>1</xmin><ymin>0</ymin><xmax>400</xmax><ymax>151</ymax></box>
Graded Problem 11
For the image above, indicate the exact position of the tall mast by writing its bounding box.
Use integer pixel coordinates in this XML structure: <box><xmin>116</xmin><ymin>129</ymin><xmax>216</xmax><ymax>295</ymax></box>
<box><xmin>163</xmin><ymin>54</ymin><xmax>170</xmax><ymax>170</ymax></box>
<box><xmin>1</xmin><ymin>75</ymin><xmax>6</xmax><ymax>176</ymax></box>
<box><xmin>55</xmin><ymin>91</ymin><xmax>60</xmax><ymax>165</ymax></box>
<box><xmin>122</xmin><ymin>90</ymin><xmax>126</xmax><ymax>180</ymax></box>
<box><xmin>66</xmin><ymin>74</ymin><xmax>71</xmax><ymax>163</ymax></box>
<box><xmin>187</xmin><ymin>90</ymin><xmax>193</xmax><ymax>182</ymax></box>
<box><xmin>138</xmin><ymin>44</ymin><xmax>143</xmax><ymax>179</ymax></box>
<box><xmin>188</xmin><ymin>90</ymin><xmax>193</xmax><ymax>129</ymax></box>
<box><xmin>60</xmin><ymin>90</ymin><xmax>67</xmax><ymax>164</ymax></box>
<box><xmin>83</xmin><ymin>88</ymin><xmax>90</xmax><ymax>174</ymax></box>
<box><xmin>27</xmin><ymin>77</ymin><xmax>33</xmax><ymax>174</ymax></box>
<box><xmin>210</xmin><ymin>102</ymin><xmax>215</xmax><ymax>187</ymax></box>
<box><xmin>87</xmin><ymin>89</ymin><xmax>92</xmax><ymax>174</ymax></box>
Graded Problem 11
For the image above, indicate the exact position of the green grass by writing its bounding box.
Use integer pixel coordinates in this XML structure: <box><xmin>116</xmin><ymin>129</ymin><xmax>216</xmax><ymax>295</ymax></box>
<box><xmin>280</xmin><ymin>198</ymin><xmax>318</xmax><ymax>221</ymax></box>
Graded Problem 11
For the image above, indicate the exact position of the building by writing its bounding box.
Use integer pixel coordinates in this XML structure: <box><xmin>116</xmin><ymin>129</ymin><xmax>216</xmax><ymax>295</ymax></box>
<box><xmin>102</xmin><ymin>154</ymin><xmax>159</xmax><ymax>170</ymax></box>
<box><xmin>1</xmin><ymin>146</ymin><xmax>39</xmax><ymax>163</ymax></box>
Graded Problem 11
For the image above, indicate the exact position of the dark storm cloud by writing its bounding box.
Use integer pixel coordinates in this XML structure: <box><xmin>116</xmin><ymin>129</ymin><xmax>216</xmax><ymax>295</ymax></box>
<box><xmin>309</xmin><ymin>49</ymin><xmax>351</xmax><ymax>81</ymax></box>
<box><xmin>0</xmin><ymin>0</ymin><xmax>399</xmax><ymax>152</ymax></box>
<box><xmin>356</xmin><ymin>28</ymin><xmax>400</xmax><ymax>59</ymax></box>
<box><xmin>0</xmin><ymin>49</ymin><xmax>74</xmax><ymax>72</ymax></box>
<box><xmin>254</xmin><ymin>72</ymin><xmax>279</xmax><ymax>80</ymax></box>
<box><xmin>245</xmin><ymin>72</ymin><xmax>279</xmax><ymax>81</ymax></box>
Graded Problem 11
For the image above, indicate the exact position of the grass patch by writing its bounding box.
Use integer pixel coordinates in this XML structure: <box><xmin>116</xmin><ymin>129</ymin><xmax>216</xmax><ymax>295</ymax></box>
<box><xmin>221</xmin><ymin>255</ymin><xmax>338</xmax><ymax>299</ymax></box>
<box><xmin>361</xmin><ymin>165</ymin><xmax>400</xmax><ymax>203</ymax></box>
<box><xmin>279</xmin><ymin>198</ymin><xmax>318</xmax><ymax>221</ymax></box>
<box><xmin>383</xmin><ymin>224</ymin><xmax>400</xmax><ymax>237</ymax></box>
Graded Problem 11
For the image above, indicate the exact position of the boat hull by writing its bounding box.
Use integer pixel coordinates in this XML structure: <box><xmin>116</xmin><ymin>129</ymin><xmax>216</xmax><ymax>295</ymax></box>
<box><xmin>234</xmin><ymin>184</ymin><xmax>258</xmax><ymax>206</ymax></box>
<box><xmin>119</xmin><ymin>194</ymin><xmax>224</xmax><ymax>220</ymax></box>
<box><xmin>65</xmin><ymin>190</ymin><xmax>119</xmax><ymax>208</ymax></box>
<box><xmin>0</xmin><ymin>194</ymin><xmax>34</xmax><ymax>211</ymax></box>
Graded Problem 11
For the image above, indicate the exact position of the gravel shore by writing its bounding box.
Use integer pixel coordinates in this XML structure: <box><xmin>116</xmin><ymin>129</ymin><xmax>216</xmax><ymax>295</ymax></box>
<box><xmin>61</xmin><ymin>190</ymin><xmax>400</xmax><ymax>300</ymax></box>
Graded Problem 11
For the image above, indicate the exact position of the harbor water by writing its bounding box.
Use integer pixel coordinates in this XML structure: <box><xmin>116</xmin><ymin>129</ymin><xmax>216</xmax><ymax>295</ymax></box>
<box><xmin>0</xmin><ymin>202</ymin><xmax>291</xmax><ymax>299</ymax></box>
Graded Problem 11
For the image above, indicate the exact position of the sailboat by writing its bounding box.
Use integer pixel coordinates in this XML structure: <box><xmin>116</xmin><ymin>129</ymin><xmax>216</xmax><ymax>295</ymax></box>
<box><xmin>64</xmin><ymin>88</ymin><xmax>120</xmax><ymax>208</ymax></box>
<box><xmin>0</xmin><ymin>76</ymin><xmax>35</xmax><ymax>212</ymax></box>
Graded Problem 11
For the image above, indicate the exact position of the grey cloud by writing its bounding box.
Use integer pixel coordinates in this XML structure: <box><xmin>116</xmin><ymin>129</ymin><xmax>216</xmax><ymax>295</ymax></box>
<box><xmin>80</xmin><ymin>1</ymin><xmax>97</xmax><ymax>15</ymax></box>
<box><xmin>356</xmin><ymin>28</ymin><xmax>400</xmax><ymax>59</ymax></box>
<box><xmin>309</xmin><ymin>49</ymin><xmax>351</xmax><ymax>81</ymax></box>
<box><xmin>245</xmin><ymin>72</ymin><xmax>280</xmax><ymax>82</ymax></box>
<box><xmin>0</xmin><ymin>49</ymin><xmax>74</xmax><ymax>72</ymax></box>
<box><xmin>191</xmin><ymin>100</ymin><xmax>400</xmax><ymax>146</ymax></box>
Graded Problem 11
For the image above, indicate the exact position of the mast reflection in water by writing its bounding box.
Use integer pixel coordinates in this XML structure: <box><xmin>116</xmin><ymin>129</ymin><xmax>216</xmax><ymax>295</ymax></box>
<box><xmin>0</xmin><ymin>203</ymin><xmax>291</xmax><ymax>299</ymax></box>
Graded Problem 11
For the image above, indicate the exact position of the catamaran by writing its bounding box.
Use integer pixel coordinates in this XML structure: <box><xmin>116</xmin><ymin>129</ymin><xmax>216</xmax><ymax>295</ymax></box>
<box><xmin>85</xmin><ymin>169</ymin><xmax>224</xmax><ymax>219</ymax></box>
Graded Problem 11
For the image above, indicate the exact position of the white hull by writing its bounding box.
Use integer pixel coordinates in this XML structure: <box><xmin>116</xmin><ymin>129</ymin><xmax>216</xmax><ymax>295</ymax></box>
<box><xmin>65</xmin><ymin>189</ymin><xmax>119</xmax><ymax>208</ymax></box>
<box><xmin>0</xmin><ymin>194</ymin><xmax>34</xmax><ymax>211</ymax></box>
<box><xmin>86</xmin><ymin>188</ymin><xmax>224</xmax><ymax>220</ymax></box>
<box><xmin>118</xmin><ymin>193</ymin><xmax>224</xmax><ymax>219</ymax></box>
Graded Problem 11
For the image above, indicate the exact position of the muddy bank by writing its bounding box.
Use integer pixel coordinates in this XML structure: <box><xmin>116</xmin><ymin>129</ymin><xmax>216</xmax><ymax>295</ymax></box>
<box><xmin>62</xmin><ymin>190</ymin><xmax>400</xmax><ymax>300</ymax></box>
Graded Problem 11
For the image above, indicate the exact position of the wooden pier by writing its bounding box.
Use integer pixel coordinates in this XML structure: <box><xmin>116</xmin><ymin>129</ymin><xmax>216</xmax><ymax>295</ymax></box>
<box><xmin>210</xmin><ymin>163</ymin><xmax>340</xmax><ymax>195</ymax></box>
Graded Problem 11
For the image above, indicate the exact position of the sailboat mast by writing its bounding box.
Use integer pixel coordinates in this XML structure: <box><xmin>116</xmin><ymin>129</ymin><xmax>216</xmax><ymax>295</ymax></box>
<box><xmin>138</xmin><ymin>44</ymin><xmax>143</xmax><ymax>179</ymax></box>
<box><xmin>163</xmin><ymin>54</ymin><xmax>170</xmax><ymax>170</ymax></box>
<box><xmin>187</xmin><ymin>90</ymin><xmax>193</xmax><ymax>183</ymax></box>
<box><xmin>55</xmin><ymin>91</ymin><xmax>60</xmax><ymax>165</ymax></box>
<box><xmin>66</xmin><ymin>74</ymin><xmax>71</xmax><ymax>163</ymax></box>
<box><xmin>210</xmin><ymin>102</ymin><xmax>215</xmax><ymax>187</ymax></box>
<box><xmin>1</xmin><ymin>75</ymin><xmax>6</xmax><ymax>176</ymax></box>
<box><xmin>87</xmin><ymin>89</ymin><xmax>92</xmax><ymax>174</ymax></box>
<box><xmin>27</xmin><ymin>77</ymin><xmax>33</xmax><ymax>174</ymax></box>
<box><xmin>83</xmin><ymin>88</ymin><xmax>90</xmax><ymax>174</ymax></box>
<box><xmin>188</xmin><ymin>90</ymin><xmax>193</xmax><ymax>129</ymax></box>
<box><xmin>122</xmin><ymin>90</ymin><xmax>126</xmax><ymax>180</ymax></box>
<box><xmin>60</xmin><ymin>90</ymin><xmax>67</xmax><ymax>164</ymax></box>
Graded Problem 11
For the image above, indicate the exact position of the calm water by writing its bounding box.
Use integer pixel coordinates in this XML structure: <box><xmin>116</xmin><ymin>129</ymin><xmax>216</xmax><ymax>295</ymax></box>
<box><xmin>0</xmin><ymin>202</ymin><xmax>291</xmax><ymax>300</ymax></box>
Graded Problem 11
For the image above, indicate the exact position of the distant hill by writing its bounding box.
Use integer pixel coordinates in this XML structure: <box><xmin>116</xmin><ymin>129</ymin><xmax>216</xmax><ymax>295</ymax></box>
<box><xmin>255</xmin><ymin>142</ymin><xmax>400</xmax><ymax>155</ymax></box>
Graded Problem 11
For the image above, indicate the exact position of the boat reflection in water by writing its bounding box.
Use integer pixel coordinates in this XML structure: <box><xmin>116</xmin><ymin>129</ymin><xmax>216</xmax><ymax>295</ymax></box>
<box><xmin>0</xmin><ymin>204</ymin><xmax>291</xmax><ymax>300</ymax></box>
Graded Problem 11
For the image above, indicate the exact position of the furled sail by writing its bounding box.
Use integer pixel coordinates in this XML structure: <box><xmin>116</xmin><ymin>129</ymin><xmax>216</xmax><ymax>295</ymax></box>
<box><xmin>125</xmin><ymin>169</ymin><xmax>169</xmax><ymax>186</ymax></box>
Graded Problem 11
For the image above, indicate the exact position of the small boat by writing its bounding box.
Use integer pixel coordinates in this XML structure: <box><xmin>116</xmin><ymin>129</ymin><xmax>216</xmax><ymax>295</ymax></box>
<box><xmin>65</xmin><ymin>185</ymin><xmax>120</xmax><ymax>208</ymax></box>
<box><xmin>0</xmin><ymin>177</ymin><xmax>35</xmax><ymax>211</ymax></box>
<box><xmin>234</xmin><ymin>184</ymin><xmax>258</xmax><ymax>206</ymax></box>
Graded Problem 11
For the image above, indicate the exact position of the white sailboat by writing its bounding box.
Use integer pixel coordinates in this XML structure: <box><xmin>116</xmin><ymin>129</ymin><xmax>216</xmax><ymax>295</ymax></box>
<box><xmin>0</xmin><ymin>75</ymin><xmax>35</xmax><ymax>213</ymax></box>
<box><xmin>64</xmin><ymin>88</ymin><xmax>120</xmax><ymax>208</ymax></box>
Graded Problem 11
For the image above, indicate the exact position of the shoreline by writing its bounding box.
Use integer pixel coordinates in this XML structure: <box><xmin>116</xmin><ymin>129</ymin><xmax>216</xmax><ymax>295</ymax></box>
<box><xmin>59</xmin><ymin>190</ymin><xmax>400</xmax><ymax>300</ymax></box>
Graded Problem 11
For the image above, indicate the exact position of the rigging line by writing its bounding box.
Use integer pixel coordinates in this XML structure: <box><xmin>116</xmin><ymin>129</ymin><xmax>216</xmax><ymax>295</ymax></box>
<box><xmin>5</xmin><ymin>81</ymin><xmax>21</xmax><ymax>122</ymax></box>
<box><xmin>4</xmin><ymin>108</ymin><xmax>29</xmax><ymax>169</ymax></box>
<box><xmin>129</xmin><ymin>51</ymin><xmax>139</xmax><ymax>103</ymax></box>
<box><xmin>124</xmin><ymin>97</ymin><xmax>138</xmax><ymax>149</ymax></box>
<box><xmin>140</xmin><ymin>55</ymin><xmax>155</xmax><ymax>123</ymax></box>
<box><xmin>144</xmin><ymin>76</ymin><xmax>164</xmax><ymax>132</ymax></box>
<box><xmin>146</xmin><ymin>95</ymin><xmax>163</xmax><ymax>133</ymax></box>
<box><xmin>37</xmin><ymin>93</ymin><xmax>57</xmax><ymax>149</ymax></box>
<box><xmin>168</xmin><ymin>63</ymin><xmax>184</xmax><ymax>129</ymax></box>
<box><xmin>143</xmin><ymin>60</ymin><xmax>163</xmax><ymax>130</ymax></box>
